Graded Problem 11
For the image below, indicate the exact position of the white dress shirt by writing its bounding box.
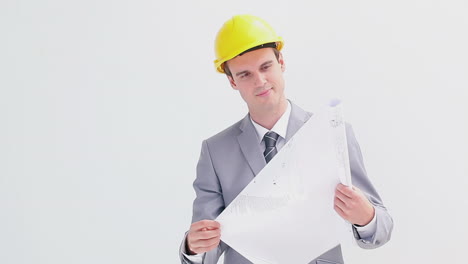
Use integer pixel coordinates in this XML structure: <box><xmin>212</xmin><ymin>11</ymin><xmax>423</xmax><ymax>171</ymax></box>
<box><xmin>250</xmin><ymin>100</ymin><xmax>291</xmax><ymax>153</ymax></box>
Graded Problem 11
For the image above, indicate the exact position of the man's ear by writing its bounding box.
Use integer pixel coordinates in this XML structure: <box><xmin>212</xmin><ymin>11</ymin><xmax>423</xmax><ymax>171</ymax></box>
<box><xmin>227</xmin><ymin>75</ymin><xmax>238</xmax><ymax>90</ymax></box>
<box><xmin>278</xmin><ymin>52</ymin><xmax>286</xmax><ymax>72</ymax></box>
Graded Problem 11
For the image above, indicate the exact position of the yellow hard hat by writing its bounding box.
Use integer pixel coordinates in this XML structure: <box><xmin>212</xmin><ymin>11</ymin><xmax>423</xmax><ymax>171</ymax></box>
<box><xmin>214</xmin><ymin>14</ymin><xmax>284</xmax><ymax>73</ymax></box>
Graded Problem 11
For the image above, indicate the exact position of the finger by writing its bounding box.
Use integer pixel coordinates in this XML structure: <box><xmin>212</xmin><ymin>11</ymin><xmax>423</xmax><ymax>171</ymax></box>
<box><xmin>191</xmin><ymin>220</ymin><xmax>219</xmax><ymax>230</ymax></box>
<box><xmin>336</xmin><ymin>184</ymin><xmax>355</xmax><ymax>198</ymax></box>
<box><xmin>191</xmin><ymin>220</ymin><xmax>221</xmax><ymax>231</ymax></box>
<box><xmin>191</xmin><ymin>235</ymin><xmax>220</xmax><ymax>249</ymax></box>
<box><xmin>335</xmin><ymin>190</ymin><xmax>350</xmax><ymax>204</ymax></box>
<box><xmin>190</xmin><ymin>235</ymin><xmax>221</xmax><ymax>253</ymax></box>
<box><xmin>191</xmin><ymin>229</ymin><xmax>221</xmax><ymax>240</ymax></box>
<box><xmin>334</xmin><ymin>204</ymin><xmax>347</xmax><ymax>219</ymax></box>
<box><xmin>334</xmin><ymin>196</ymin><xmax>347</xmax><ymax>210</ymax></box>
<box><xmin>201</xmin><ymin>226</ymin><xmax>218</xmax><ymax>231</ymax></box>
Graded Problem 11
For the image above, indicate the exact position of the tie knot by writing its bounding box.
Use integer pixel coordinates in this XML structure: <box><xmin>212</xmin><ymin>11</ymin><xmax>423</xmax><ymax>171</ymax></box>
<box><xmin>263</xmin><ymin>131</ymin><xmax>279</xmax><ymax>148</ymax></box>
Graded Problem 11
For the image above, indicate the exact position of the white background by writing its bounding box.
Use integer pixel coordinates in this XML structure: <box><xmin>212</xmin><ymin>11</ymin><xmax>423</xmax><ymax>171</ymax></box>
<box><xmin>1</xmin><ymin>0</ymin><xmax>467</xmax><ymax>263</ymax></box>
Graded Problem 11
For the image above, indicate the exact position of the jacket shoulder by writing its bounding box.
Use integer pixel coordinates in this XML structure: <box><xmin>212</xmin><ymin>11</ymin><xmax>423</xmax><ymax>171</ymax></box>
<box><xmin>204</xmin><ymin>117</ymin><xmax>245</xmax><ymax>146</ymax></box>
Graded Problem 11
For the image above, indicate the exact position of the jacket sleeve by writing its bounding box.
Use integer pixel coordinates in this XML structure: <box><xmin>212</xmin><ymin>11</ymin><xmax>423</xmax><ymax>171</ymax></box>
<box><xmin>179</xmin><ymin>140</ymin><xmax>228</xmax><ymax>263</ymax></box>
<box><xmin>346</xmin><ymin>123</ymin><xmax>394</xmax><ymax>249</ymax></box>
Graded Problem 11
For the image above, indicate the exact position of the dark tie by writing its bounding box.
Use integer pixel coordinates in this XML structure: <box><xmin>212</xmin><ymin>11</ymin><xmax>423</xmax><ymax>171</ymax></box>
<box><xmin>263</xmin><ymin>131</ymin><xmax>279</xmax><ymax>163</ymax></box>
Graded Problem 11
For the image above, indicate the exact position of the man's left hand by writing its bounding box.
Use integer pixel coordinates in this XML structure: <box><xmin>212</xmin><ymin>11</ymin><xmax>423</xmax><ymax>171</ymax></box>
<box><xmin>334</xmin><ymin>183</ymin><xmax>375</xmax><ymax>226</ymax></box>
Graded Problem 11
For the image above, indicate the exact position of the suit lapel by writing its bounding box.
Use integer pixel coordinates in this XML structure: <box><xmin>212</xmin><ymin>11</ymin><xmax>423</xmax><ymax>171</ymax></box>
<box><xmin>237</xmin><ymin>115</ymin><xmax>266</xmax><ymax>176</ymax></box>
<box><xmin>286</xmin><ymin>101</ymin><xmax>312</xmax><ymax>141</ymax></box>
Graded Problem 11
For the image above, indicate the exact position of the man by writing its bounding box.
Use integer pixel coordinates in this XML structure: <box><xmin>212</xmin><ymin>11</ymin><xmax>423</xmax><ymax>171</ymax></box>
<box><xmin>180</xmin><ymin>14</ymin><xmax>393</xmax><ymax>264</ymax></box>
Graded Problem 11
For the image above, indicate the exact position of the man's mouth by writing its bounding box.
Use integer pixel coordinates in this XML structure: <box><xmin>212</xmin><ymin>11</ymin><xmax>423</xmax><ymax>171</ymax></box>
<box><xmin>257</xmin><ymin>88</ymin><xmax>271</xmax><ymax>97</ymax></box>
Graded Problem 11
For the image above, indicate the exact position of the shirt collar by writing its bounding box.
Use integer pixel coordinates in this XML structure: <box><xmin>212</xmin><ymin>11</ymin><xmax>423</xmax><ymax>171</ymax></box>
<box><xmin>250</xmin><ymin>101</ymin><xmax>291</xmax><ymax>143</ymax></box>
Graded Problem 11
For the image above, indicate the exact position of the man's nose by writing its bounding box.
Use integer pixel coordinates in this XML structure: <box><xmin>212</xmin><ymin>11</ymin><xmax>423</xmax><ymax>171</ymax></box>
<box><xmin>253</xmin><ymin>71</ymin><xmax>267</xmax><ymax>87</ymax></box>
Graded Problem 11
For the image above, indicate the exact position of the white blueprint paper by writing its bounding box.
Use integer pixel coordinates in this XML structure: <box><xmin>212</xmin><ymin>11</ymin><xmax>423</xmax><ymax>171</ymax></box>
<box><xmin>216</xmin><ymin>101</ymin><xmax>351</xmax><ymax>264</ymax></box>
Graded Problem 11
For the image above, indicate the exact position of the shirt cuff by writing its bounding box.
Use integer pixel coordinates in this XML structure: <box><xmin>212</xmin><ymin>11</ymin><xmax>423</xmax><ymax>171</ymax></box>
<box><xmin>182</xmin><ymin>252</ymin><xmax>204</xmax><ymax>263</ymax></box>
<box><xmin>353</xmin><ymin>210</ymin><xmax>377</xmax><ymax>239</ymax></box>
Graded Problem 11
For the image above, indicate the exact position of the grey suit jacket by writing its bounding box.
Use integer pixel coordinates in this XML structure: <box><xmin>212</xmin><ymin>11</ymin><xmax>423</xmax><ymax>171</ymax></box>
<box><xmin>181</xmin><ymin>102</ymin><xmax>393</xmax><ymax>264</ymax></box>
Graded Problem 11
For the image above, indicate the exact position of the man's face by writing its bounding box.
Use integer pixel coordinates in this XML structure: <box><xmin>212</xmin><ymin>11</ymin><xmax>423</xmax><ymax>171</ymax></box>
<box><xmin>226</xmin><ymin>48</ymin><xmax>286</xmax><ymax>113</ymax></box>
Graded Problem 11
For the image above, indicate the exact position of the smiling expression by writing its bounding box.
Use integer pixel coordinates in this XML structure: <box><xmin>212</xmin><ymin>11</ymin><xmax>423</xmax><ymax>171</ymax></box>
<box><xmin>226</xmin><ymin>48</ymin><xmax>287</xmax><ymax>114</ymax></box>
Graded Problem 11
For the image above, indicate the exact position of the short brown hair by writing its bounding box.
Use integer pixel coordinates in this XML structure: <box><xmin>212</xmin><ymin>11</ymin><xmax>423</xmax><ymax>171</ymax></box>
<box><xmin>223</xmin><ymin>44</ymin><xmax>280</xmax><ymax>77</ymax></box>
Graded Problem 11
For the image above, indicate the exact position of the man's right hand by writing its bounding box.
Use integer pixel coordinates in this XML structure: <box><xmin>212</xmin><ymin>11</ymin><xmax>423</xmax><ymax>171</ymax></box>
<box><xmin>186</xmin><ymin>220</ymin><xmax>221</xmax><ymax>255</ymax></box>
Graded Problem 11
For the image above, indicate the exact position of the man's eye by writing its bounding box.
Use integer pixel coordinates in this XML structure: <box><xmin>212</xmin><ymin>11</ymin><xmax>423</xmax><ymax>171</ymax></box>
<box><xmin>240</xmin><ymin>73</ymin><xmax>250</xmax><ymax>78</ymax></box>
<box><xmin>262</xmin><ymin>65</ymin><xmax>271</xmax><ymax>71</ymax></box>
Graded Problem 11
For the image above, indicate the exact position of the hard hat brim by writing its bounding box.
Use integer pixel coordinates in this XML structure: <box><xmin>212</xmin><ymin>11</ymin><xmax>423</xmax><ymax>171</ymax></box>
<box><xmin>215</xmin><ymin>39</ymin><xmax>284</xmax><ymax>74</ymax></box>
